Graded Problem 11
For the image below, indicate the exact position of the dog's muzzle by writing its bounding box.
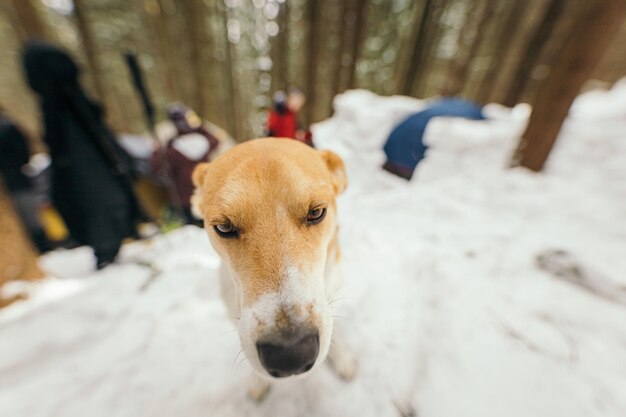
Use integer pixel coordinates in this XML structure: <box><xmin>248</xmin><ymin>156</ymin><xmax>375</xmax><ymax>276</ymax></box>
<box><xmin>256</xmin><ymin>328</ymin><xmax>320</xmax><ymax>378</ymax></box>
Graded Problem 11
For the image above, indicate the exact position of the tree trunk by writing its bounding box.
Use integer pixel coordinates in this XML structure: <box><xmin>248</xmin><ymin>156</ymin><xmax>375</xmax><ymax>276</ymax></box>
<box><xmin>442</xmin><ymin>0</ymin><xmax>495</xmax><ymax>97</ymax></box>
<box><xmin>510</xmin><ymin>0</ymin><xmax>626</xmax><ymax>172</ymax></box>
<box><xmin>179</xmin><ymin>0</ymin><xmax>208</xmax><ymax>118</ymax></box>
<box><xmin>0</xmin><ymin>184</ymin><xmax>43</xmax><ymax>290</ymax></box>
<box><xmin>195</xmin><ymin>0</ymin><xmax>227</xmax><ymax>130</ymax></box>
<box><xmin>330</xmin><ymin>0</ymin><xmax>352</xmax><ymax>102</ymax></box>
<box><xmin>346</xmin><ymin>0</ymin><xmax>368</xmax><ymax>90</ymax></box>
<box><xmin>413</xmin><ymin>0</ymin><xmax>449</xmax><ymax>98</ymax></box>
<box><xmin>487</xmin><ymin>1</ymin><xmax>546</xmax><ymax>104</ymax></box>
<box><xmin>473</xmin><ymin>0</ymin><xmax>527</xmax><ymax>104</ymax></box>
<box><xmin>399</xmin><ymin>0</ymin><xmax>434</xmax><ymax>96</ymax></box>
<box><xmin>503</xmin><ymin>0</ymin><xmax>565</xmax><ymax>107</ymax></box>
<box><xmin>271</xmin><ymin>1</ymin><xmax>289</xmax><ymax>93</ymax></box>
<box><xmin>221</xmin><ymin>5</ymin><xmax>240</xmax><ymax>140</ymax></box>
<box><xmin>151</xmin><ymin>0</ymin><xmax>185</xmax><ymax>103</ymax></box>
<box><xmin>72</xmin><ymin>0</ymin><xmax>107</xmax><ymax>105</ymax></box>
<box><xmin>8</xmin><ymin>0</ymin><xmax>49</xmax><ymax>41</ymax></box>
<box><xmin>401</xmin><ymin>0</ymin><xmax>446</xmax><ymax>96</ymax></box>
<box><xmin>280</xmin><ymin>1</ymin><xmax>290</xmax><ymax>89</ymax></box>
<box><xmin>305</xmin><ymin>0</ymin><xmax>321</xmax><ymax>125</ymax></box>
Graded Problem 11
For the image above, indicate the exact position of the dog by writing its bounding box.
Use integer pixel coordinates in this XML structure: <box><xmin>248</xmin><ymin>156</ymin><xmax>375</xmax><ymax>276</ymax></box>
<box><xmin>192</xmin><ymin>138</ymin><xmax>357</xmax><ymax>400</ymax></box>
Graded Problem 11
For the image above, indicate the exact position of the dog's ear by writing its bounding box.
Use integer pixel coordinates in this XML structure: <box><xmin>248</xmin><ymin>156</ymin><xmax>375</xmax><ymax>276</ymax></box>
<box><xmin>319</xmin><ymin>150</ymin><xmax>347</xmax><ymax>194</ymax></box>
<box><xmin>192</xmin><ymin>162</ymin><xmax>210</xmax><ymax>188</ymax></box>
<box><xmin>191</xmin><ymin>162</ymin><xmax>210</xmax><ymax>220</ymax></box>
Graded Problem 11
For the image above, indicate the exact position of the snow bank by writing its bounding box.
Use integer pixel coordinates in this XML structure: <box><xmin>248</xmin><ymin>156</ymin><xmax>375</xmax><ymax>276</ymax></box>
<box><xmin>314</xmin><ymin>89</ymin><xmax>532</xmax><ymax>183</ymax></box>
<box><xmin>570</xmin><ymin>77</ymin><xmax>626</xmax><ymax>121</ymax></box>
<box><xmin>2</xmin><ymin>87</ymin><xmax>626</xmax><ymax>417</ymax></box>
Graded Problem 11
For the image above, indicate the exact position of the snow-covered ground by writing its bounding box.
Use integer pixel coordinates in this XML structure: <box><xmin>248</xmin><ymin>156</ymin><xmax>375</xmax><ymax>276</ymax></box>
<box><xmin>2</xmin><ymin>86</ymin><xmax>626</xmax><ymax>417</ymax></box>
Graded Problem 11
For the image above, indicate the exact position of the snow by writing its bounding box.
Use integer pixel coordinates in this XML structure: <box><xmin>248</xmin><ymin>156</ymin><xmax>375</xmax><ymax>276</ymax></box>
<box><xmin>2</xmin><ymin>86</ymin><xmax>626</xmax><ymax>417</ymax></box>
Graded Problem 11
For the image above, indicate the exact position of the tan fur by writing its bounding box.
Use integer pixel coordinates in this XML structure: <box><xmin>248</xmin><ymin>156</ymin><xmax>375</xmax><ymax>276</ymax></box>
<box><xmin>193</xmin><ymin>138</ymin><xmax>356</xmax><ymax>392</ymax></box>
<box><xmin>194</xmin><ymin>139</ymin><xmax>345</xmax><ymax>306</ymax></box>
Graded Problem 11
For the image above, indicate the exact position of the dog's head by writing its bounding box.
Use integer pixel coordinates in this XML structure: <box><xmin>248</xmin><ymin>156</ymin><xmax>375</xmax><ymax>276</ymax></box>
<box><xmin>193</xmin><ymin>139</ymin><xmax>346</xmax><ymax>379</ymax></box>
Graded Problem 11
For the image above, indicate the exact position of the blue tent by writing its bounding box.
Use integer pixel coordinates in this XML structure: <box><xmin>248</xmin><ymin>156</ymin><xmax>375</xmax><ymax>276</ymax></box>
<box><xmin>383</xmin><ymin>98</ymin><xmax>485</xmax><ymax>179</ymax></box>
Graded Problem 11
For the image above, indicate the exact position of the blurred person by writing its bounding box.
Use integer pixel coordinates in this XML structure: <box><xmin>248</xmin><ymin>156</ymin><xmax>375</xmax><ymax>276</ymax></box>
<box><xmin>22</xmin><ymin>42</ymin><xmax>145</xmax><ymax>269</ymax></box>
<box><xmin>383</xmin><ymin>98</ymin><xmax>485</xmax><ymax>180</ymax></box>
<box><xmin>0</xmin><ymin>110</ymin><xmax>52</xmax><ymax>253</ymax></box>
<box><xmin>150</xmin><ymin>103</ymin><xmax>219</xmax><ymax>226</ymax></box>
<box><xmin>266</xmin><ymin>87</ymin><xmax>313</xmax><ymax>146</ymax></box>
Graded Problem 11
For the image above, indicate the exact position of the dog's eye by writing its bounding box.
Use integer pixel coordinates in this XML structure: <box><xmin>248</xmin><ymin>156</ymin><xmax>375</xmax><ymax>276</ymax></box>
<box><xmin>214</xmin><ymin>223</ymin><xmax>239</xmax><ymax>238</ymax></box>
<box><xmin>307</xmin><ymin>207</ymin><xmax>326</xmax><ymax>225</ymax></box>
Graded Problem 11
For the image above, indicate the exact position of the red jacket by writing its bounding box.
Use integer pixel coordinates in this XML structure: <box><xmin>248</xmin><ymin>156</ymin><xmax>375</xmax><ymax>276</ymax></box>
<box><xmin>267</xmin><ymin>109</ymin><xmax>298</xmax><ymax>139</ymax></box>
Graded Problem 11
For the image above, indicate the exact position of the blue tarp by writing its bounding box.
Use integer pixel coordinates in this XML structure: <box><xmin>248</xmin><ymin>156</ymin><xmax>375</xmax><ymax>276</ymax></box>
<box><xmin>383</xmin><ymin>98</ymin><xmax>485</xmax><ymax>178</ymax></box>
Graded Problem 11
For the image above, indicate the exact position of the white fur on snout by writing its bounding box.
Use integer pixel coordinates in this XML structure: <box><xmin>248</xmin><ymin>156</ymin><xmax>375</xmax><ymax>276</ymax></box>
<box><xmin>235</xmin><ymin>260</ymin><xmax>333</xmax><ymax>379</ymax></box>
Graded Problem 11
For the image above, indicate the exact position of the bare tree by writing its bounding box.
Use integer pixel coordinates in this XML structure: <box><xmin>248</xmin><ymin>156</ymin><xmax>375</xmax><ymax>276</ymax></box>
<box><xmin>442</xmin><ymin>0</ymin><xmax>495</xmax><ymax>97</ymax></box>
<box><xmin>179</xmin><ymin>0</ymin><xmax>209</xmax><ymax>118</ymax></box>
<box><xmin>72</xmin><ymin>0</ymin><xmax>107</xmax><ymax>105</ymax></box>
<box><xmin>487</xmin><ymin>1</ymin><xmax>548</xmax><ymax>104</ymax></box>
<box><xmin>592</xmin><ymin>19</ymin><xmax>626</xmax><ymax>84</ymax></box>
<box><xmin>0</xmin><ymin>184</ymin><xmax>43</xmax><ymax>290</ymax></box>
<box><xmin>510</xmin><ymin>0</ymin><xmax>626</xmax><ymax>171</ymax></box>
<box><xmin>305</xmin><ymin>0</ymin><xmax>321</xmax><ymax>125</ymax></box>
<box><xmin>328</xmin><ymin>0</ymin><xmax>351</xmax><ymax>113</ymax></box>
<box><xmin>472</xmin><ymin>0</ymin><xmax>527</xmax><ymax>104</ymax></box>
<box><xmin>221</xmin><ymin>4</ymin><xmax>240</xmax><ymax>139</ymax></box>
<box><xmin>8</xmin><ymin>0</ymin><xmax>50</xmax><ymax>41</ymax></box>
<box><xmin>503</xmin><ymin>0</ymin><xmax>565</xmax><ymax>107</ymax></box>
<box><xmin>2</xmin><ymin>0</ymin><xmax>626</xmax><ymax>143</ymax></box>
<box><xmin>398</xmin><ymin>0</ymin><xmax>434</xmax><ymax>95</ymax></box>
<box><xmin>346</xmin><ymin>0</ymin><xmax>368</xmax><ymax>90</ymax></box>
<box><xmin>400</xmin><ymin>0</ymin><xmax>449</xmax><ymax>97</ymax></box>
<box><xmin>148</xmin><ymin>0</ymin><xmax>185</xmax><ymax>103</ymax></box>
<box><xmin>270</xmin><ymin>1</ymin><xmax>290</xmax><ymax>94</ymax></box>
<box><xmin>330</xmin><ymin>0</ymin><xmax>363</xmax><ymax>100</ymax></box>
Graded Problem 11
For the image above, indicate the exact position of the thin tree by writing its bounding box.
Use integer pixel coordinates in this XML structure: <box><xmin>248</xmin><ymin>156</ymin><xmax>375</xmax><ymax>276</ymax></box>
<box><xmin>0</xmin><ymin>184</ymin><xmax>43</xmax><ymax>295</ymax></box>
<box><xmin>8</xmin><ymin>0</ymin><xmax>49</xmax><ymax>41</ymax></box>
<box><xmin>472</xmin><ymin>0</ymin><xmax>527</xmax><ymax>104</ymax></box>
<box><xmin>401</xmin><ymin>0</ymin><xmax>446</xmax><ymax>95</ymax></box>
<box><xmin>413</xmin><ymin>0</ymin><xmax>449</xmax><ymax>99</ymax></box>
<box><xmin>327</xmin><ymin>0</ymin><xmax>353</xmax><ymax>115</ymax></box>
<box><xmin>197</xmin><ymin>0</ymin><xmax>228</xmax><ymax>130</ymax></box>
<box><xmin>221</xmin><ymin>4</ymin><xmax>240</xmax><ymax>140</ymax></box>
<box><xmin>398</xmin><ymin>0</ymin><xmax>434</xmax><ymax>95</ymax></box>
<box><xmin>270</xmin><ymin>1</ymin><xmax>289</xmax><ymax>94</ymax></box>
<box><xmin>442</xmin><ymin>0</ymin><xmax>495</xmax><ymax>97</ymax></box>
<box><xmin>591</xmin><ymin>21</ymin><xmax>626</xmax><ymax>84</ymax></box>
<box><xmin>280</xmin><ymin>1</ymin><xmax>290</xmax><ymax>89</ymax></box>
<box><xmin>503</xmin><ymin>0</ymin><xmax>565</xmax><ymax>107</ymax></box>
<box><xmin>305</xmin><ymin>0</ymin><xmax>321</xmax><ymax>125</ymax></box>
<box><xmin>330</xmin><ymin>0</ymin><xmax>355</xmax><ymax>101</ymax></box>
<box><xmin>179</xmin><ymin>0</ymin><xmax>208</xmax><ymax>118</ymax></box>
<box><xmin>486</xmin><ymin>0</ymin><xmax>546</xmax><ymax>105</ymax></box>
<box><xmin>346</xmin><ymin>0</ymin><xmax>368</xmax><ymax>90</ymax></box>
<box><xmin>72</xmin><ymin>0</ymin><xmax>107</xmax><ymax>105</ymax></box>
<box><xmin>510</xmin><ymin>0</ymin><xmax>626</xmax><ymax>171</ymax></box>
<box><xmin>149</xmin><ymin>0</ymin><xmax>185</xmax><ymax>103</ymax></box>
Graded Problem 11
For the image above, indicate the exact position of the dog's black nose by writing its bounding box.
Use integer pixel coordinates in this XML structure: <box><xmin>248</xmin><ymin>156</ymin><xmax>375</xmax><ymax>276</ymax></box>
<box><xmin>256</xmin><ymin>330</ymin><xmax>320</xmax><ymax>378</ymax></box>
